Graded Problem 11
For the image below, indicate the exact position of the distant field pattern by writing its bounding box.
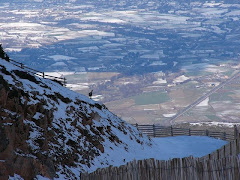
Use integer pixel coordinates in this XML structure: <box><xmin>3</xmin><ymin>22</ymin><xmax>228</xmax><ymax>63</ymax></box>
<box><xmin>133</xmin><ymin>91</ymin><xmax>170</xmax><ymax>105</ymax></box>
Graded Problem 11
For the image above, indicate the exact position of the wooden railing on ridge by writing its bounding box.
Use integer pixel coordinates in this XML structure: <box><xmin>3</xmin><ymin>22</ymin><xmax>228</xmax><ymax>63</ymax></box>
<box><xmin>81</xmin><ymin>128</ymin><xmax>240</xmax><ymax>180</ymax></box>
<box><xmin>1</xmin><ymin>58</ymin><xmax>66</xmax><ymax>86</ymax></box>
<box><xmin>132</xmin><ymin>124</ymin><xmax>237</xmax><ymax>142</ymax></box>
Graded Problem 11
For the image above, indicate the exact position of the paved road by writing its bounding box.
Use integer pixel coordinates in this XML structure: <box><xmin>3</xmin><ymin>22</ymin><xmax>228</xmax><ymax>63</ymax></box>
<box><xmin>169</xmin><ymin>71</ymin><xmax>240</xmax><ymax>125</ymax></box>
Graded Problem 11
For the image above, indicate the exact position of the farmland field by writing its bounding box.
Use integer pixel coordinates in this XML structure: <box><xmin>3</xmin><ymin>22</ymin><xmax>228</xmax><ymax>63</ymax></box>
<box><xmin>132</xmin><ymin>91</ymin><xmax>170</xmax><ymax>105</ymax></box>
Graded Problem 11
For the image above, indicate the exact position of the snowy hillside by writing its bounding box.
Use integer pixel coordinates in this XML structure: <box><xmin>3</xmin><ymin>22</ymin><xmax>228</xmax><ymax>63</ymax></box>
<box><xmin>0</xmin><ymin>60</ymin><xmax>154</xmax><ymax>179</ymax></box>
<box><xmin>0</xmin><ymin>60</ymin><xmax>228</xmax><ymax>179</ymax></box>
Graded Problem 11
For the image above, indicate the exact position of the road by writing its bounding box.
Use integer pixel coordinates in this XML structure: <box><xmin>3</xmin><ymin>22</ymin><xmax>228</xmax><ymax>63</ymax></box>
<box><xmin>169</xmin><ymin>71</ymin><xmax>240</xmax><ymax>125</ymax></box>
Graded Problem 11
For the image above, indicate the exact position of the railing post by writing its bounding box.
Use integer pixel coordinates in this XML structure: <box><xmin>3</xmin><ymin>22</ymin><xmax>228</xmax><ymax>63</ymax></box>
<box><xmin>188</xmin><ymin>128</ymin><xmax>191</xmax><ymax>136</ymax></box>
<box><xmin>205</xmin><ymin>130</ymin><xmax>209</xmax><ymax>136</ymax></box>
<box><xmin>64</xmin><ymin>77</ymin><xmax>66</xmax><ymax>86</ymax></box>
<box><xmin>230</xmin><ymin>141</ymin><xmax>232</xmax><ymax>156</ymax></box>
<box><xmin>135</xmin><ymin>123</ymin><xmax>138</xmax><ymax>130</ymax></box>
<box><xmin>234</xmin><ymin>125</ymin><xmax>238</xmax><ymax>139</ymax></box>
<box><xmin>153</xmin><ymin>124</ymin><xmax>156</xmax><ymax>137</ymax></box>
<box><xmin>236</xmin><ymin>139</ymin><xmax>239</xmax><ymax>155</ymax></box>
<box><xmin>42</xmin><ymin>72</ymin><xmax>45</xmax><ymax>78</ymax></box>
<box><xmin>224</xmin><ymin>146</ymin><xmax>226</xmax><ymax>157</ymax></box>
<box><xmin>223</xmin><ymin>132</ymin><xmax>226</xmax><ymax>141</ymax></box>
<box><xmin>171</xmin><ymin>125</ymin><xmax>173</xmax><ymax>136</ymax></box>
<box><xmin>5</xmin><ymin>55</ymin><xmax>9</xmax><ymax>62</ymax></box>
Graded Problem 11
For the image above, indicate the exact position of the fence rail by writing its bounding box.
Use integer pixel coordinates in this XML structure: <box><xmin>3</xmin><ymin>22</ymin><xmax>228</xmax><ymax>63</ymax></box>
<box><xmin>1</xmin><ymin>58</ymin><xmax>66</xmax><ymax>86</ymax></box>
<box><xmin>132</xmin><ymin>124</ymin><xmax>237</xmax><ymax>141</ymax></box>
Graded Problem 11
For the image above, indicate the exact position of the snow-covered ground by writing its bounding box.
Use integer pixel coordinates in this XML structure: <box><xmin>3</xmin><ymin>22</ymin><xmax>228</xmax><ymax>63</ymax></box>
<box><xmin>99</xmin><ymin>135</ymin><xmax>227</xmax><ymax>169</ymax></box>
<box><xmin>151</xmin><ymin>136</ymin><xmax>227</xmax><ymax>159</ymax></box>
<box><xmin>81</xmin><ymin>135</ymin><xmax>227</xmax><ymax>176</ymax></box>
<box><xmin>9</xmin><ymin>136</ymin><xmax>227</xmax><ymax>180</ymax></box>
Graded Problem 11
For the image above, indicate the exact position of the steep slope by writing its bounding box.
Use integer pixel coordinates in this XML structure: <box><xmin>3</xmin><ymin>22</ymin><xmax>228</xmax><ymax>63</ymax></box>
<box><xmin>0</xmin><ymin>60</ymin><xmax>153</xmax><ymax>179</ymax></box>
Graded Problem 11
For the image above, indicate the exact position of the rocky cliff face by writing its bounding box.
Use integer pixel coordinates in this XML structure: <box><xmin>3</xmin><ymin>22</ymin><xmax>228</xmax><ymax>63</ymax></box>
<box><xmin>0</xmin><ymin>60</ymin><xmax>152</xmax><ymax>179</ymax></box>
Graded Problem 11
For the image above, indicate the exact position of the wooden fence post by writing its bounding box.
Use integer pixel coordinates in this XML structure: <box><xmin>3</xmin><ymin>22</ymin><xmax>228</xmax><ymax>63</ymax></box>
<box><xmin>236</xmin><ymin>139</ymin><xmax>239</xmax><ymax>155</ymax></box>
<box><xmin>234</xmin><ymin>125</ymin><xmax>238</xmax><ymax>139</ymax></box>
<box><xmin>230</xmin><ymin>141</ymin><xmax>232</xmax><ymax>156</ymax></box>
<box><xmin>224</xmin><ymin>146</ymin><xmax>226</xmax><ymax>157</ymax></box>
<box><xmin>153</xmin><ymin>124</ymin><xmax>156</xmax><ymax>137</ymax></box>
<box><xmin>64</xmin><ymin>77</ymin><xmax>66</xmax><ymax>86</ymax></box>
<box><xmin>223</xmin><ymin>132</ymin><xmax>226</xmax><ymax>141</ymax></box>
<box><xmin>205</xmin><ymin>130</ymin><xmax>209</xmax><ymax>136</ymax></box>
<box><xmin>171</xmin><ymin>126</ymin><xmax>173</xmax><ymax>136</ymax></box>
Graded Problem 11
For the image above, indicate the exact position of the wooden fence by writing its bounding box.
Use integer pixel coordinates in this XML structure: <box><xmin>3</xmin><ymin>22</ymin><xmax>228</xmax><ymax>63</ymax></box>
<box><xmin>132</xmin><ymin>124</ymin><xmax>237</xmax><ymax>142</ymax></box>
<box><xmin>81</xmin><ymin>132</ymin><xmax>240</xmax><ymax>180</ymax></box>
<box><xmin>200</xmin><ymin>132</ymin><xmax>240</xmax><ymax>161</ymax></box>
<box><xmin>81</xmin><ymin>156</ymin><xmax>240</xmax><ymax>180</ymax></box>
<box><xmin>1</xmin><ymin>58</ymin><xmax>66</xmax><ymax>86</ymax></box>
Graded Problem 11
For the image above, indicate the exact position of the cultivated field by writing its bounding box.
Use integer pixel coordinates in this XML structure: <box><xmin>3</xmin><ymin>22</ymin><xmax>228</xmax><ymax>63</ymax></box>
<box><xmin>65</xmin><ymin>61</ymin><xmax>240</xmax><ymax>126</ymax></box>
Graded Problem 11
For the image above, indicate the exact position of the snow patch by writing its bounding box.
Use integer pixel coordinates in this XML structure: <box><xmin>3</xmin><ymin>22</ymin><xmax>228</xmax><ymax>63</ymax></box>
<box><xmin>66</xmin><ymin>83</ymin><xmax>89</xmax><ymax>91</ymax></box>
<box><xmin>51</xmin><ymin>62</ymin><xmax>67</xmax><ymax>67</ymax></box>
<box><xmin>48</xmin><ymin>55</ymin><xmax>77</xmax><ymax>61</ymax></box>
<box><xmin>173</xmin><ymin>75</ymin><xmax>190</xmax><ymax>83</ymax></box>
<box><xmin>92</xmin><ymin>95</ymin><xmax>103</xmax><ymax>101</ymax></box>
<box><xmin>150</xmin><ymin>61</ymin><xmax>167</xmax><ymax>66</ymax></box>
<box><xmin>9</xmin><ymin>174</ymin><xmax>24</xmax><ymax>180</ymax></box>
<box><xmin>144</xmin><ymin>109</ymin><xmax>155</xmax><ymax>111</ymax></box>
<box><xmin>163</xmin><ymin>113</ymin><xmax>176</xmax><ymax>118</ymax></box>
<box><xmin>153</xmin><ymin>78</ymin><xmax>167</xmax><ymax>85</ymax></box>
<box><xmin>191</xmin><ymin>122</ymin><xmax>240</xmax><ymax>128</ymax></box>
<box><xmin>197</xmin><ymin>97</ymin><xmax>209</xmax><ymax>107</ymax></box>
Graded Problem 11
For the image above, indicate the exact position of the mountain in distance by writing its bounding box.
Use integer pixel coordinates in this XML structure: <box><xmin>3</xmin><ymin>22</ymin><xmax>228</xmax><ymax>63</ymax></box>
<box><xmin>0</xmin><ymin>59</ymin><xmax>155</xmax><ymax>179</ymax></box>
